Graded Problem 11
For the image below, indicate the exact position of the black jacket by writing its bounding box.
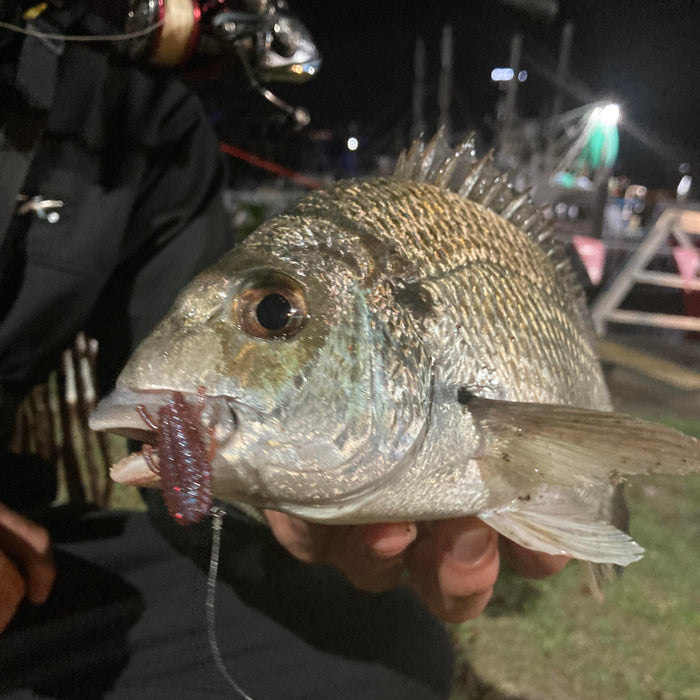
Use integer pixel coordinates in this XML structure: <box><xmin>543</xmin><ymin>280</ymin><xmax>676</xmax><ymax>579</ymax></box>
<box><xmin>0</xmin><ymin>26</ymin><xmax>233</xmax><ymax>429</ymax></box>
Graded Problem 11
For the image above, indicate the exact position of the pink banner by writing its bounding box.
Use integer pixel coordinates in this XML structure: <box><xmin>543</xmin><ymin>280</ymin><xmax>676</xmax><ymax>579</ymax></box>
<box><xmin>672</xmin><ymin>246</ymin><xmax>699</xmax><ymax>286</ymax></box>
<box><xmin>572</xmin><ymin>235</ymin><xmax>606</xmax><ymax>286</ymax></box>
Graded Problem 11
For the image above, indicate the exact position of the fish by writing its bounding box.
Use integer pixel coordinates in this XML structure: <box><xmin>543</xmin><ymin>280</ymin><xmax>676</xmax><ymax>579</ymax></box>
<box><xmin>90</xmin><ymin>131</ymin><xmax>699</xmax><ymax>570</ymax></box>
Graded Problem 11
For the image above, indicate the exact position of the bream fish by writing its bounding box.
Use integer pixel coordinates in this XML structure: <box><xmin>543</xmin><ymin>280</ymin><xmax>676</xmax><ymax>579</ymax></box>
<box><xmin>91</xmin><ymin>132</ymin><xmax>699</xmax><ymax>567</ymax></box>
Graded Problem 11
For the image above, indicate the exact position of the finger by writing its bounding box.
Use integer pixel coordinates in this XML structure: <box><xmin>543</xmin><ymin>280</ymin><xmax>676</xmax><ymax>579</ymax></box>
<box><xmin>265</xmin><ymin>511</ymin><xmax>416</xmax><ymax>593</ymax></box>
<box><xmin>23</xmin><ymin>553</ymin><xmax>56</xmax><ymax>605</ymax></box>
<box><xmin>407</xmin><ymin>517</ymin><xmax>500</xmax><ymax>623</ymax></box>
<box><xmin>328</xmin><ymin>525</ymin><xmax>408</xmax><ymax>593</ymax></box>
<box><xmin>0</xmin><ymin>550</ymin><xmax>25</xmax><ymax>632</ymax></box>
<box><xmin>359</xmin><ymin>522</ymin><xmax>417</xmax><ymax>559</ymax></box>
<box><xmin>500</xmin><ymin>538</ymin><xmax>570</xmax><ymax>579</ymax></box>
<box><xmin>0</xmin><ymin>505</ymin><xmax>56</xmax><ymax>604</ymax></box>
<box><xmin>326</xmin><ymin>523</ymin><xmax>417</xmax><ymax>593</ymax></box>
<box><xmin>264</xmin><ymin>510</ymin><xmax>333</xmax><ymax>563</ymax></box>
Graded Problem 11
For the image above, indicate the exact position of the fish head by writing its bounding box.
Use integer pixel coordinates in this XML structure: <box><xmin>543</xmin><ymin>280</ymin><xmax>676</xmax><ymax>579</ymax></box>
<box><xmin>92</xmin><ymin>204</ymin><xmax>433</xmax><ymax>517</ymax></box>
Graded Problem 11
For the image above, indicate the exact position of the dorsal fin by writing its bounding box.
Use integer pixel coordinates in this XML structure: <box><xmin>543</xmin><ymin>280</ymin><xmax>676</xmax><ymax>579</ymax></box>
<box><xmin>393</xmin><ymin>129</ymin><xmax>589</xmax><ymax>329</ymax></box>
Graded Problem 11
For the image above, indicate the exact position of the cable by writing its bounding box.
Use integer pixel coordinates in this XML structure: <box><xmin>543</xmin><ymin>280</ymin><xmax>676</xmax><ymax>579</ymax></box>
<box><xmin>220</xmin><ymin>141</ymin><xmax>325</xmax><ymax>190</ymax></box>
<box><xmin>0</xmin><ymin>18</ymin><xmax>163</xmax><ymax>42</ymax></box>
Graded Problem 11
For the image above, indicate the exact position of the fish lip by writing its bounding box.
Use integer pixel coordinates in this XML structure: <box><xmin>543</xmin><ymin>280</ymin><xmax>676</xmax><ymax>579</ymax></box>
<box><xmin>90</xmin><ymin>387</ymin><xmax>240</xmax><ymax>451</ymax></box>
<box><xmin>110</xmin><ymin>451</ymin><xmax>161</xmax><ymax>487</ymax></box>
<box><xmin>90</xmin><ymin>387</ymin><xmax>161</xmax><ymax>435</ymax></box>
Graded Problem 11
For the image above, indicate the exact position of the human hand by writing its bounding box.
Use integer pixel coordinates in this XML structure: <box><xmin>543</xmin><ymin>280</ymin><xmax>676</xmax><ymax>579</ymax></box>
<box><xmin>0</xmin><ymin>503</ymin><xmax>56</xmax><ymax>632</ymax></box>
<box><xmin>264</xmin><ymin>512</ymin><xmax>569</xmax><ymax>623</ymax></box>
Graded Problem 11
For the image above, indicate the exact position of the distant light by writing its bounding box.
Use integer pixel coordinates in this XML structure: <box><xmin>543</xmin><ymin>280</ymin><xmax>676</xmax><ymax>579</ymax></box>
<box><xmin>290</xmin><ymin>63</ymin><xmax>318</xmax><ymax>77</ymax></box>
<box><xmin>517</xmin><ymin>70</ymin><xmax>528</xmax><ymax>82</ymax></box>
<box><xmin>677</xmin><ymin>175</ymin><xmax>692</xmax><ymax>198</ymax></box>
<box><xmin>600</xmin><ymin>103</ymin><xmax>621</xmax><ymax>125</ymax></box>
<box><xmin>347</xmin><ymin>137</ymin><xmax>359</xmax><ymax>151</ymax></box>
<box><xmin>491</xmin><ymin>67</ymin><xmax>514</xmax><ymax>82</ymax></box>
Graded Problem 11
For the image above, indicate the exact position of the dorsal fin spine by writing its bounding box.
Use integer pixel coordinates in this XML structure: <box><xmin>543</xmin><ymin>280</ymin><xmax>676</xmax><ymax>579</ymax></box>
<box><xmin>501</xmin><ymin>188</ymin><xmax>532</xmax><ymax>221</ymax></box>
<box><xmin>457</xmin><ymin>151</ymin><xmax>494</xmax><ymax>198</ymax></box>
<box><xmin>434</xmin><ymin>132</ymin><xmax>476</xmax><ymax>189</ymax></box>
<box><xmin>418</xmin><ymin>130</ymin><xmax>443</xmax><ymax>181</ymax></box>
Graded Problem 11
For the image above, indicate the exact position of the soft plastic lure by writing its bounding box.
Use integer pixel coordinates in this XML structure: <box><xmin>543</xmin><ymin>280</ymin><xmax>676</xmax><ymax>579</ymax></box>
<box><xmin>137</xmin><ymin>388</ymin><xmax>213</xmax><ymax>525</ymax></box>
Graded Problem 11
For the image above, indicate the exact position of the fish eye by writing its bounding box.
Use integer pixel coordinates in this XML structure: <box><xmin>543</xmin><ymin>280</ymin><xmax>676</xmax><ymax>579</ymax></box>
<box><xmin>256</xmin><ymin>293</ymin><xmax>293</xmax><ymax>331</ymax></box>
<box><xmin>236</xmin><ymin>271</ymin><xmax>308</xmax><ymax>339</ymax></box>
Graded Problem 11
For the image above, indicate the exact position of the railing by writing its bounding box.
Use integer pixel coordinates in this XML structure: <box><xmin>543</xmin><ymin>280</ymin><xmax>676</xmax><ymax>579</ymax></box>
<box><xmin>590</xmin><ymin>209</ymin><xmax>700</xmax><ymax>335</ymax></box>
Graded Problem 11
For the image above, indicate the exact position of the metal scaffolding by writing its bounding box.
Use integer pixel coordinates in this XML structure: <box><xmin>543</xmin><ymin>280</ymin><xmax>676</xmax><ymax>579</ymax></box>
<box><xmin>591</xmin><ymin>208</ymin><xmax>700</xmax><ymax>335</ymax></box>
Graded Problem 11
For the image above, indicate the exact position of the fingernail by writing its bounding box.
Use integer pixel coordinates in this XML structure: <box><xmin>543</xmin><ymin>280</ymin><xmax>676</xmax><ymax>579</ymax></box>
<box><xmin>362</xmin><ymin>522</ymin><xmax>416</xmax><ymax>557</ymax></box>
<box><xmin>449</xmin><ymin>525</ymin><xmax>493</xmax><ymax>564</ymax></box>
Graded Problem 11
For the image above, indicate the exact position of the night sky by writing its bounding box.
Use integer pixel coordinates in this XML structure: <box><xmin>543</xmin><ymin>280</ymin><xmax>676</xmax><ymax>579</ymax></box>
<box><xmin>215</xmin><ymin>0</ymin><xmax>700</xmax><ymax>189</ymax></box>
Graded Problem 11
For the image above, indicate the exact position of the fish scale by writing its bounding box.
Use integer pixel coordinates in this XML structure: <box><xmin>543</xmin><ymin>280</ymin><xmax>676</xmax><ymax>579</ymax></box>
<box><xmin>91</xmin><ymin>132</ymin><xmax>699</xmax><ymax>573</ymax></box>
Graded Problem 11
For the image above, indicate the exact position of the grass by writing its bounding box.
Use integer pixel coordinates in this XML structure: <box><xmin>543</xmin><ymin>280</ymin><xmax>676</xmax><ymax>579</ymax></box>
<box><xmin>449</xmin><ymin>418</ymin><xmax>700</xmax><ymax>700</ymax></box>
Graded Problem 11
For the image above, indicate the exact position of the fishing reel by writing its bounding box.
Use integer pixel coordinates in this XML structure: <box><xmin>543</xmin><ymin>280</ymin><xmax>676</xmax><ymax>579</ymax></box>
<box><xmin>2</xmin><ymin>0</ymin><xmax>319</xmax><ymax>125</ymax></box>
<box><xmin>124</xmin><ymin>0</ymin><xmax>321</xmax><ymax>125</ymax></box>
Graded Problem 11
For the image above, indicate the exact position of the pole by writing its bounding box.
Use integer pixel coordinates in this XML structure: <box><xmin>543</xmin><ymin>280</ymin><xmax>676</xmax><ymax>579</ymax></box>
<box><xmin>499</xmin><ymin>33</ymin><xmax>522</xmax><ymax>163</ymax></box>
<box><xmin>411</xmin><ymin>35</ymin><xmax>426</xmax><ymax>141</ymax></box>
<box><xmin>545</xmin><ymin>23</ymin><xmax>574</xmax><ymax>171</ymax></box>
<box><xmin>438</xmin><ymin>24</ymin><xmax>453</xmax><ymax>141</ymax></box>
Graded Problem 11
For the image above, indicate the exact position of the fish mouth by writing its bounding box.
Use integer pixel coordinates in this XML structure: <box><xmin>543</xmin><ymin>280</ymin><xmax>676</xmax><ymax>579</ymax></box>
<box><xmin>89</xmin><ymin>386</ymin><xmax>239</xmax><ymax>486</ymax></box>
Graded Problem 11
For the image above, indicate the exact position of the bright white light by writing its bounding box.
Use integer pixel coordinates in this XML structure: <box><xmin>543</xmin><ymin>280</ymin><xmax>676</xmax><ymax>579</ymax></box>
<box><xmin>677</xmin><ymin>175</ymin><xmax>692</xmax><ymax>198</ymax></box>
<box><xmin>600</xmin><ymin>103</ymin><xmax>621</xmax><ymax>125</ymax></box>
<box><xmin>517</xmin><ymin>70</ymin><xmax>528</xmax><ymax>82</ymax></box>
<box><xmin>491</xmin><ymin>67</ymin><xmax>514</xmax><ymax>82</ymax></box>
<box><xmin>347</xmin><ymin>137</ymin><xmax>359</xmax><ymax>151</ymax></box>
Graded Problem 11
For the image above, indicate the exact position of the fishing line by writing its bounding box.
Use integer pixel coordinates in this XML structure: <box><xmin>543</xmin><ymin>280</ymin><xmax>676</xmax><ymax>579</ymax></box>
<box><xmin>0</xmin><ymin>18</ymin><xmax>163</xmax><ymax>42</ymax></box>
<box><xmin>206</xmin><ymin>505</ymin><xmax>256</xmax><ymax>700</ymax></box>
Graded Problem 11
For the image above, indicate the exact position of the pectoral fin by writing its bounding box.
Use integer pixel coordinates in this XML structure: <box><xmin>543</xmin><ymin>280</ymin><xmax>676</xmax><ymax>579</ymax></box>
<box><xmin>479</xmin><ymin>497</ymin><xmax>644</xmax><ymax>566</ymax></box>
<box><xmin>465</xmin><ymin>395</ymin><xmax>700</xmax><ymax>490</ymax></box>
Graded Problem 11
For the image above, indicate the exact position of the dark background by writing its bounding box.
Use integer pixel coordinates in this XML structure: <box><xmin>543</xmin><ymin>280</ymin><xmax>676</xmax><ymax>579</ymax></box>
<box><xmin>205</xmin><ymin>0</ymin><xmax>700</xmax><ymax>190</ymax></box>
